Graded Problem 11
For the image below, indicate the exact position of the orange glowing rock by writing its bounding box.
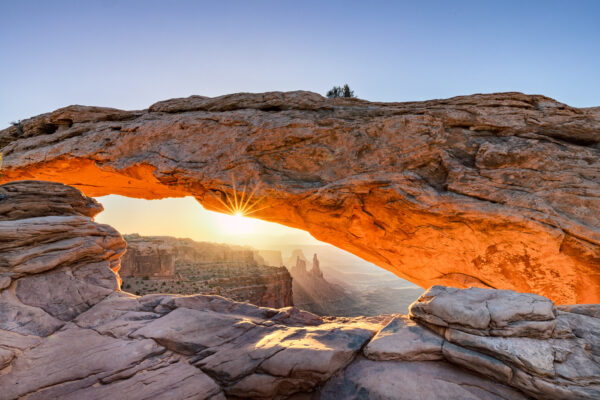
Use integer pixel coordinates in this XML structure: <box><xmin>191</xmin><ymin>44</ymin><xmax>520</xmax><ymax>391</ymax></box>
<box><xmin>1</xmin><ymin>91</ymin><xmax>598</xmax><ymax>304</ymax></box>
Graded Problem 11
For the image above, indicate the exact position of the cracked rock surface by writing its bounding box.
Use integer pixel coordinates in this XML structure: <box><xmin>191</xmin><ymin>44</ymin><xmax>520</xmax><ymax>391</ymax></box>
<box><xmin>0</xmin><ymin>92</ymin><xmax>599</xmax><ymax>303</ymax></box>
<box><xmin>0</xmin><ymin>180</ymin><xmax>597</xmax><ymax>399</ymax></box>
<box><xmin>410</xmin><ymin>286</ymin><xmax>600</xmax><ymax>399</ymax></box>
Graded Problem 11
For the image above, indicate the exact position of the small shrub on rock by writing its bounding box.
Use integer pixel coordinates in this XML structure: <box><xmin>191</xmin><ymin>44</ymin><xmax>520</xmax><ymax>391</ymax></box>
<box><xmin>326</xmin><ymin>84</ymin><xmax>355</xmax><ymax>98</ymax></box>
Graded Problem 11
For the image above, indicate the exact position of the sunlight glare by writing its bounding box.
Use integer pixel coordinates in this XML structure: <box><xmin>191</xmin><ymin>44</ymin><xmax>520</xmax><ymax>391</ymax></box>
<box><xmin>94</xmin><ymin>195</ymin><xmax>323</xmax><ymax>247</ymax></box>
<box><xmin>216</xmin><ymin>211</ymin><xmax>258</xmax><ymax>234</ymax></box>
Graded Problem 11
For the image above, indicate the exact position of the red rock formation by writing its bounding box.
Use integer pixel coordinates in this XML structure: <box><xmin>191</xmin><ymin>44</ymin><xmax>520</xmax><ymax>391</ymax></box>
<box><xmin>120</xmin><ymin>234</ymin><xmax>256</xmax><ymax>278</ymax></box>
<box><xmin>2</xmin><ymin>180</ymin><xmax>599</xmax><ymax>399</ymax></box>
<box><xmin>311</xmin><ymin>253</ymin><xmax>323</xmax><ymax>279</ymax></box>
<box><xmin>120</xmin><ymin>238</ymin><xmax>175</xmax><ymax>278</ymax></box>
<box><xmin>255</xmin><ymin>249</ymin><xmax>284</xmax><ymax>267</ymax></box>
<box><xmin>121</xmin><ymin>235</ymin><xmax>293</xmax><ymax>308</ymax></box>
<box><xmin>291</xmin><ymin>256</ymin><xmax>308</xmax><ymax>276</ymax></box>
<box><xmin>1</xmin><ymin>91</ymin><xmax>599</xmax><ymax>303</ymax></box>
<box><xmin>208</xmin><ymin>270</ymin><xmax>293</xmax><ymax>308</ymax></box>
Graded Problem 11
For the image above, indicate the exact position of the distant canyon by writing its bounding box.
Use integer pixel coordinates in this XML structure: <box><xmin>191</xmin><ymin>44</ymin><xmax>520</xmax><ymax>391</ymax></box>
<box><xmin>119</xmin><ymin>234</ymin><xmax>423</xmax><ymax>315</ymax></box>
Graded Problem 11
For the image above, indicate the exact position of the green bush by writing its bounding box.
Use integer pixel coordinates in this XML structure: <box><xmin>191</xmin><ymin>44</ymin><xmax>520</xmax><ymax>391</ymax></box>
<box><xmin>326</xmin><ymin>84</ymin><xmax>355</xmax><ymax>99</ymax></box>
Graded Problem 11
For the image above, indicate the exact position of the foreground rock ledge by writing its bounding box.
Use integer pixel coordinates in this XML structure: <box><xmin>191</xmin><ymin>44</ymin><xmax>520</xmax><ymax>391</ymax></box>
<box><xmin>1</xmin><ymin>92</ymin><xmax>599</xmax><ymax>304</ymax></box>
<box><xmin>1</xmin><ymin>181</ymin><xmax>599</xmax><ymax>399</ymax></box>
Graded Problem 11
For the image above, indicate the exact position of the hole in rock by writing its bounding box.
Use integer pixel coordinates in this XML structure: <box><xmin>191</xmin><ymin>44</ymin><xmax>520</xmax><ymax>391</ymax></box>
<box><xmin>95</xmin><ymin>195</ymin><xmax>424</xmax><ymax>316</ymax></box>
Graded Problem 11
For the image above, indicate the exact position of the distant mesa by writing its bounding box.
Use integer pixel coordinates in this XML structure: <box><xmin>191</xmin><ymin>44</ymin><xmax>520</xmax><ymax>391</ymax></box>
<box><xmin>119</xmin><ymin>234</ymin><xmax>293</xmax><ymax>309</ymax></box>
<box><xmin>119</xmin><ymin>235</ymin><xmax>175</xmax><ymax>278</ymax></box>
<box><xmin>254</xmin><ymin>249</ymin><xmax>284</xmax><ymax>267</ymax></box>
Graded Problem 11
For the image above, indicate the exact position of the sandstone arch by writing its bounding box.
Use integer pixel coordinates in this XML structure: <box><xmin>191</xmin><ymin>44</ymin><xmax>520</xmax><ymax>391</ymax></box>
<box><xmin>1</xmin><ymin>91</ymin><xmax>599</xmax><ymax>303</ymax></box>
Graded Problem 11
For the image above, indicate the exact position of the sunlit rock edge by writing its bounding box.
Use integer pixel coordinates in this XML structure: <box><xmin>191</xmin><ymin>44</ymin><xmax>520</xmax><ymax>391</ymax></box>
<box><xmin>0</xmin><ymin>180</ymin><xmax>598</xmax><ymax>399</ymax></box>
<box><xmin>0</xmin><ymin>91</ymin><xmax>598</xmax><ymax>304</ymax></box>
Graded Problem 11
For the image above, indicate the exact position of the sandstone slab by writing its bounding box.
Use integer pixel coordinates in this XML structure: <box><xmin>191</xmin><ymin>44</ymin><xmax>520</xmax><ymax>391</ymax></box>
<box><xmin>320</xmin><ymin>358</ymin><xmax>528</xmax><ymax>400</ymax></box>
<box><xmin>132</xmin><ymin>307</ymin><xmax>257</xmax><ymax>354</ymax></box>
<box><xmin>0</xmin><ymin>325</ymin><xmax>164</xmax><ymax>399</ymax></box>
<box><xmin>0</xmin><ymin>289</ymin><xmax>65</xmax><ymax>336</ymax></box>
<box><xmin>0</xmin><ymin>328</ymin><xmax>42</xmax><ymax>350</ymax></box>
<box><xmin>57</xmin><ymin>356</ymin><xmax>224</xmax><ymax>400</ymax></box>
<box><xmin>410</xmin><ymin>285</ymin><xmax>600</xmax><ymax>399</ymax></box>
<box><xmin>363</xmin><ymin>315</ymin><xmax>443</xmax><ymax>361</ymax></box>
<box><xmin>558</xmin><ymin>304</ymin><xmax>600</xmax><ymax>319</ymax></box>
<box><xmin>16</xmin><ymin>262</ymin><xmax>116</xmax><ymax>321</ymax></box>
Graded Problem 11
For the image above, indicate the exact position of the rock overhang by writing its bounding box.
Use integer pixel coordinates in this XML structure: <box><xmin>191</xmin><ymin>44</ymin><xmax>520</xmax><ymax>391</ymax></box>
<box><xmin>0</xmin><ymin>180</ymin><xmax>599</xmax><ymax>399</ymax></box>
<box><xmin>0</xmin><ymin>90</ymin><xmax>599</xmax><ymax>303</ymax></box>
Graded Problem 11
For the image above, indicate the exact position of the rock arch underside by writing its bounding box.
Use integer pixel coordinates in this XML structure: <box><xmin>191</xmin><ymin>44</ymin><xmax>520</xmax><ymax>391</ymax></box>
<box><xmin>1</xmin><ymin>91</ymin><xmax>599</xmax><ymax>304</ymax></box>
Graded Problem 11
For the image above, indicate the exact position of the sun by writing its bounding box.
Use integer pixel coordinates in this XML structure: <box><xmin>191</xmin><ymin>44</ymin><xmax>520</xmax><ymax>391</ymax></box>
<box><xmin>209</xmin><ymin>177</ymin><xmax>268</xmax><ymax>216</ymax></box>
<box><xmin>206</xmin><ymin>176</ymin><xmax>274</xmax><ymax>235</ymax></box>
<box><xmin>215</xmin><ymin>210</ymin><xmax>258</xmax><ymax>234</ymax></box>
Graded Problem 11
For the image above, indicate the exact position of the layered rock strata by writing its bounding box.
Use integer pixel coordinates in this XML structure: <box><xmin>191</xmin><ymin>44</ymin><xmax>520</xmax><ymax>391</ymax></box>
<box><xmin>407</xmin><ymin>286</ymin><xmax>600</xmax><ymax>399</ymax></box>
<box><xmin>120</xmin><ymin>234</ymin><xmax>293</xmax><ymax>308</ymax></box>
<box><xmin>0</xmin><ymin>92</ymin><xmax>598</xmax><ymax>303</ymax></box>
<box><xmin>3</xmin><ymin>180</ymin><xmax>599</xmax><ymax>399</ymax></box>
<box><xmin>0</xmin><ymin>180</ymin><xmax>125</xmax><ymax>322</ymax></box>
<box><xmin>120</xmin><ymin>237</ymin><xmax>176</xmax><ymax>278</ymax></box>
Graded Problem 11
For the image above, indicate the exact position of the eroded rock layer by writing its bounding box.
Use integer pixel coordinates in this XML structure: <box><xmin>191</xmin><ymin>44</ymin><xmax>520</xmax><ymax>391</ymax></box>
<box><xmin>120</xmin><ymin>234</ymin><xmax>293</xmax><ymax>308</ymax></box>
<box><xmin>409</xmin><ymin>286</ymin><xmax>600</xmax><ymax>399</ymax></box>
<box><xmin>0</xmin><ymin>92</ymin><xmax>599</xmax><ymax>303</ymax></box>
<box><xmin>4</xmin><ymin>181</ymin><xmax>600</xmax><ymax>398</ymax></box>
<box><xmin>0</xmin><ymin>181</ymin><xmax>531</xmax><ymax>399</ymax></box>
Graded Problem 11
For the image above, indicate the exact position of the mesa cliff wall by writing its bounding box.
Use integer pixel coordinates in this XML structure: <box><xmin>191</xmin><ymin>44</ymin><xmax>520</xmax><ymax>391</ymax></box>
<box><xmin>119</xmin><ymin>234</ymin><xmax>293</xmax><ymax>308</ymax></box>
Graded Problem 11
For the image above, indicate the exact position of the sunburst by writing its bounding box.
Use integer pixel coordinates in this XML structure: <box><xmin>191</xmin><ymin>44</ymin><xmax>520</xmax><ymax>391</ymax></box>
<box><xmin>208</xmin><ymin>177</ymin><xmax>269</xmax><ymax>217</ymax></box>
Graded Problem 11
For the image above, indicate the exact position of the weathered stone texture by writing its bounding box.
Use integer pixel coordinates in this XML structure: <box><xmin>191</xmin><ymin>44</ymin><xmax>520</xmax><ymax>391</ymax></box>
<box><xmin>1</xmin><ymin>181</ymin><xmax>599</xmax><ymax>399</ymax></box>
<box><xmin>409</xmin><ymin>285</ymin><xmax>600</xmax><ymax>399</ymax></box>
<box><xmin>0</xmin><ymin>92</ymin><xmax>598</xmax><ymax>303</ymax></box>
<box><xmin>120</xmin><ymin>234</ymin><xmax>294</xmax><ymax>308</ymax></box>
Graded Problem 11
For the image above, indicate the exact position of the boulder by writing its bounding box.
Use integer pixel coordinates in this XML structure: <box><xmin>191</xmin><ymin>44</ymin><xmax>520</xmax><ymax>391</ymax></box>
<box><xmin>363</xmin><ymin>315</ymin><xmax>444</xmax><ymax>361</ymax></box>
<box><xmin>409</xmin><ymin>285</ymin><xmax>557</xmax><ymax>337</ymax></box>
<box><xmin>409</xmin><ymin>285</ymin><xmax>600</xmax><ymax>399</ymax></box>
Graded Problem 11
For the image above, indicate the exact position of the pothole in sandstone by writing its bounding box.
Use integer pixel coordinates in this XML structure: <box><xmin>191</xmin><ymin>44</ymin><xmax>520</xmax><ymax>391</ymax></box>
<box><xmin>95</xmin><ymin>194</ymin><xmax>424</xmax><ymax>316</ymax></box>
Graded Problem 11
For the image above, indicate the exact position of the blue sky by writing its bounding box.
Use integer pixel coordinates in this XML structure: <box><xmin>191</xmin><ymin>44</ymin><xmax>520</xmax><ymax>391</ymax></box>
<box><xmin>1</xmin><ymin>0</ymin><xmax>599</xmax><ymax>128</ymax></box>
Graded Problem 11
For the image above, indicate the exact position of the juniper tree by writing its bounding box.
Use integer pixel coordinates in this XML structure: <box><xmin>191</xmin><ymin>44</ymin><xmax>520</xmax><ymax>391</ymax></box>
<box><xmin>342</xmin><ymin>84</ymin><xmax>354</xmax><ymax>98</ymax></box>
<box><xmin>326</xmin><ymin>84</ymin><xmax>355</xmax><ymax>98</ymax></box>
